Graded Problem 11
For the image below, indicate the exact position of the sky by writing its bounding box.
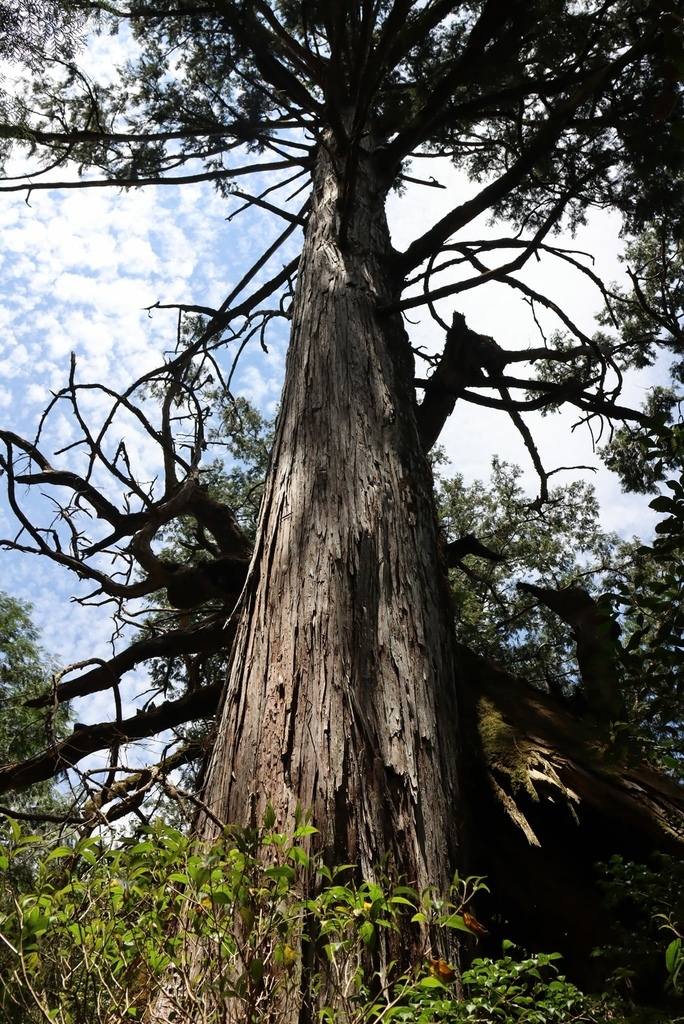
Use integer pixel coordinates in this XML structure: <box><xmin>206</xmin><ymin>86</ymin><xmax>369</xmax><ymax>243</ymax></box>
<box><xmin>0</xmin><ymin>22</ymin><xmax>671</xmax><ymax>745</ymax></box>
<box><xmin>386</xmin><ymin>163</ymin><xmax>665</xmax><ymax>535</ymax></box>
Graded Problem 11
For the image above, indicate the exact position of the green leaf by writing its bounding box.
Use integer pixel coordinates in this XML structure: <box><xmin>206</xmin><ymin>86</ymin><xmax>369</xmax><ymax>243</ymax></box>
<box><xmin>250</xmin><ymin>957</ymin><xmax>265</xmax><ymax>985</ymax></box>
<box><xmin>666</xmin><ymin>937</ymin><xmax>682</xmax><ymax>975</ymax></box>
<box><xmin>649</xmin><ymin>495</ymin><xmax>678</xmax><ymax>512</ymax></box>
<box><xmin>293</xmin><ymin>824</ymin><xmax>318</xmax><ymax>838</ymax></box>
<box><xmin>212</xmin><ymin>890</ymin><xmax>233</xmax><ymax>905</ymax></box>
<box><xmin>419</xmin><ymin>976</ymin><xmax>447</xmax><ymax>989</ymax></box>
<box><xmin>264</xmin><ymin>865</ymin><xmax>295</xmax><ymax>883</ymax></box>
<box><xmin>46</xmin><ymin>846</ymin><xmax>76</xmax><ymax>861</ymax></box>
<box><xmin>262</xmin><ymin>803</ymin><xmax>276</xmax><ymax>829</ymax></box>
<box><xmin>359</xmin><ymin>920</ymin><xmax>376</xmax><ymax>948</ymax></box>
<box><xmin>442</xmin><ymin>913</ymin><xmax>474</xmax><ymax>933</ymax></box>
<box><xmin>389</xmin><ymin>896</ymin><xmax>416</xmax><ymax>907</ymax></box>
<box><xmin>287</xmin><ymin>845</ymin><xmax>311</xmax><ymax>868</ymax></box>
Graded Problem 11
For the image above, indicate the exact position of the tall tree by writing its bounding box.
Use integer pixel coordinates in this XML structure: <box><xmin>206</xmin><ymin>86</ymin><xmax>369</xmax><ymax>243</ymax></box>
<box><xmin>0</xmin><ymin>0</ymin><xmax>683</xmax><ymax>1007</ymax></box>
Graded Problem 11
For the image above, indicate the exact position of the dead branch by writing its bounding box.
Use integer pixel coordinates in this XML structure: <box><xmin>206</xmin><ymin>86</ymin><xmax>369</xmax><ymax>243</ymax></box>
<box><xmin>416</xmin><ymin>311</ymin><xmax>507</xmax><ymax>452</ymax></box>
<box><xmin>0</xmin><ymin>413</ymin><xmax>253</xmax><ymax>608</ymax></box>
<box><xmin>516</xmin><ymin>581</ymin><xmax>625</xmax><ymax>720</ymax></box>
<box><xmin>27</xmin><ymin>615</ymin><xmax>234</xmax><ymax>708</ymax></box>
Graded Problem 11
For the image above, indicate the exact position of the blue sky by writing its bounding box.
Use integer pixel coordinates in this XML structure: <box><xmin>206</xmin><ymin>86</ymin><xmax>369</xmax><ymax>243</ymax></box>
<box><xmin>0</xmin><ymin>27</ymin><xmax>669</xmax><ymax>740</ymax></box>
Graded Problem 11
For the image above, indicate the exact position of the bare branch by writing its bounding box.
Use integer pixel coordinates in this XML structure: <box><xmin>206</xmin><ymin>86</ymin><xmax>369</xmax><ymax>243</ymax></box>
<box><xmin>416</xmin><ymin>312</ymin><xmax>507</xmax><ymax>452</ymax></box>
<box><xmin>0</xmin><ymin>159</ymin><xmax>301</xmax><ymax>195</ymax></box>
<box><xmin>0</xmin><ymin>684</ymin><xmax>222</xmax><ymax>795</ymax></box>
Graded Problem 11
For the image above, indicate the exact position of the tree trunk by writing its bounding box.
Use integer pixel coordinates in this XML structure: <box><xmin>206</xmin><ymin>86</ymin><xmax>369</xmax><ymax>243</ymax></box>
<box><xmin>199</xmin><ymin>134</ymin><xmax>462</xmax><ymax>899</ymax></box>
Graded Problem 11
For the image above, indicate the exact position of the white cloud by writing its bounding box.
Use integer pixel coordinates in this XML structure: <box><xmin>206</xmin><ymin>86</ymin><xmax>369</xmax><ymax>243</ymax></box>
<box><xmin>0</xmin><ymin>341</ymin><xmax>29</xmax><ymax>377</ymax></box>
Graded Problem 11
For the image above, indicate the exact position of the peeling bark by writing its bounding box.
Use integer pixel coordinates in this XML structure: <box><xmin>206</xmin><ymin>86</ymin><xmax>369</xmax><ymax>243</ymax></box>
<box><xmin>199</xmin><ymin>134</ymin><xmax>462</xmax><ymax>901</ymax></box>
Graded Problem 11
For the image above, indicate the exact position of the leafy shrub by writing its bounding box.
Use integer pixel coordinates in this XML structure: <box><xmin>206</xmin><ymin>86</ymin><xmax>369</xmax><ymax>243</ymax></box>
<box><xmin>595</xmin><ymin>852</ymin><xmax>684</xmax><ymax>1002</ymax></box>
<box><xmin>0</xmin><ymin>814</ymin><xmax>665</xmax><ymax>1023</ymax></box>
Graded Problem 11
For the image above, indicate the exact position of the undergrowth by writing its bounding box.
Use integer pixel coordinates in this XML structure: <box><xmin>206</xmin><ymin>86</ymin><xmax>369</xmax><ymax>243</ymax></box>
<box><xmin>0</xmin><ymin>811</ymin><xmax>676</xmax><ymax>1023</ymax></box>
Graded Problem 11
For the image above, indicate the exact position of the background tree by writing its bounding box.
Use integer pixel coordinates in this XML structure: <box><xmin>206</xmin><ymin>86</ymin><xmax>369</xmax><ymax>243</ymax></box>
<box><xmin>600</xmin><ymin>225</ymin><xmax>684</xmax><ymax>490</ymax></box>
<box><xmin>0</xmin><ymin>592</ymin><xmax>70</xmax><ymax>820</ymax></box>
<box><xmin>0</xmin><ymin>0</ymin><xmax>85</xmax><ymax>68</ymax></box>
<box><xmin>0</xmin><ymin>0</ymin><xmax>682</xmax><ymax>1010</ymax></box>
<box><xmin>135</xmin><ymin>394</ymin><xmax>273</xmax><ymax>806</ymax></box>
<box><xmin>437</xmin><ymin>456</ymin><xmax>684</xmax><ymax>758</ymax></box>
<box><xmin>607</xmin><ymin>427</ymin><xmax>684</xmax><ymax>770</ymax></box>
<box><xmin>437</xmin><ymin>459</ymin><xmax>621</xmax><ymax>688</ymax></box>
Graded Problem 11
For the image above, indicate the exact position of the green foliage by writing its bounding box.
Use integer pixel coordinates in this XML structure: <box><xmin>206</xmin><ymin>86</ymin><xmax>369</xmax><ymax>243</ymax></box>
<box><xmin>204</xmin><ymin>393</ymin><xmax>275</xmax><ymax>541</ymax></box>
<box><xmin>605</xmin><ymin>427</ymin><xmax>684</xmax><ymax>768</ymax></box>
<box><xmin>0</xmin><ymin>0</ymin><xmax>88</xmax><ymax>170</ymax></box>
<box><xmin>0</xmin><ymin>0</ymin><xmax>85</xmax><ymax>68</ymax></box>
<box><xmin>599</xmin><ymin>224</ymin><xmax>684</xmax><ymax>493</ymax></box>
<box><xmin>601</xmin><ymin>393</ymin><xmax>680</xmax><ymax>495</ymax></box>
<box><xmin>595</xmin><ymin>853</ymin><xmax>684</xmax><ymax>1004</ymax></box>
<box><xmin>0</xmin><ymin>591</ymin><xmax>70</xmax><ymax>815</ymax></box>
<box><xmin>436</xmin><ymin>459</ymin><xmax>620</xmax><ymax>695</ymax></box>
<box><xmin>149</xmin><ymin>394</ymin><xmax>272</xmax><ymax>605</ymax></box>
<box><xmin>0</xmin><ymin>816</ymin><xmax>318</xmax><ymax>1023</ymax></box>
<box><xmin>130</xmin><ymin>395</ymin><xmax>273</xmax><ymax>794</ymax></box>
<box><xmin>0</xmin><ymin>816</ymin><xmax>637</xmax><ymax>1024</ymax></box>
<box><xmin>436</xmin><ymin>438</ymin><xmax>684</xmax><ymax>771</ymax></box>
<box><xmin>458</xmin><ymin>947</ymin><xmax>599</xmax><ymax>1023</ymax></box>
<box><xmin>3</xmin><ymin>0</ymin><xmax>681</xmax><ymax>236</ymax></box>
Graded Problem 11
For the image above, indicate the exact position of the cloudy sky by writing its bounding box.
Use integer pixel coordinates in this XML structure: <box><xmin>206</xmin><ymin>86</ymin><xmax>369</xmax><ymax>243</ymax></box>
<box><xmin>0</xmin><ymin>25</ymin><xmax>668</xmax><ymax>738</ymax></box>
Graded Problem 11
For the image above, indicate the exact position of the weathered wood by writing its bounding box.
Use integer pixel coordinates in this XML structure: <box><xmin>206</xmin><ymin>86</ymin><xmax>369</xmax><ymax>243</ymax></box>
<box><xmin>147</xmin><ymin>127</ymin><xmax>465</xmax><ymax>1024</ymax></box>
<box><xmin>456</xmin><ymin>642</ymin><xmax>684</xmax><ymax>990</ymax></box>
<box><xmin>199</xmin><ymin>131</ymin><xmax>462</xmax><ymax>899</ymax></box>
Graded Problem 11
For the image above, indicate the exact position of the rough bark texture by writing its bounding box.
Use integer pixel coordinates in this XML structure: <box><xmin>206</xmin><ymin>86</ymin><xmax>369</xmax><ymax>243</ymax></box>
<box><xmin>198</xmin><ymin>134</ymin><xmax>462</xmax><ymax>896</ymax></box>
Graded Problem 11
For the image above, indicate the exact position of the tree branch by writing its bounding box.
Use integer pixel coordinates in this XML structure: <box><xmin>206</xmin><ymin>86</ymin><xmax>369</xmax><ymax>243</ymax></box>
<box><xmin>0</xmin><ymin>685</ymin><xmax>222</xmax><ymax>795</ymax></box>
<box><xmin>393</xmin><ymin>26</ymin><xmax>660</xmax><ymax>275</ymax></box>
<box><xmin>0</xmin><ymin>160</ymin><xmax>299</xmax><ymax>195</ymax></box>
<box><xmin>26</xmin><ymin>615</ymin><xmax>234</xmax><ymax>708</ymax></box>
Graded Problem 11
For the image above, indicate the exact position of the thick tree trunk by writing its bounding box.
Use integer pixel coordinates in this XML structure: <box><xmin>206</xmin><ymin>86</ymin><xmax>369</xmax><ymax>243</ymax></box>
<box><xmin>198</xmin><ymin>135</ymin><xmax>462</xmax><ymax>897</ymax></box>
